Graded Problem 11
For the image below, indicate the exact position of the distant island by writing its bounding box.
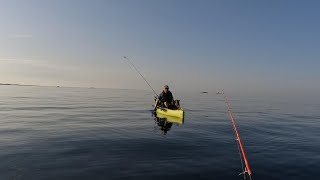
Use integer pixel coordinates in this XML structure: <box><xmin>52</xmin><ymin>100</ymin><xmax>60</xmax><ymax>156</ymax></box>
<box><xmin>0</xmin><ymin>83</ymin><xmax>37</xmax><ymax>86</ymax></box>
<box><xmin>0</xmin><ymin>83</ymin><xmax>18</xmax><ymax>85</ymax></box>
<box><xmin>0</xmin><ymin>83</ymin><xmax>96</xmax><ymax>89</ymax></box>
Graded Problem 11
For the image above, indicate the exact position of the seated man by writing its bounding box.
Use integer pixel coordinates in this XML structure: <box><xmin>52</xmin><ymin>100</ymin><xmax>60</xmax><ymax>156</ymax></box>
<box><xmin>155</xmin><ymin>85</ymin><xmax>180</xmax><ymax>109</ymax></box>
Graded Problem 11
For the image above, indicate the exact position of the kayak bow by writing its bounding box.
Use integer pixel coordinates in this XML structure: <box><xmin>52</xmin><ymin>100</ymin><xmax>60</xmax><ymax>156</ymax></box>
<box><xmin>156</xmin><ymin>110</ymin><xmax>184</xmax><ymax>125</ymax></box>
<box><xmin>154</xmin><ymin>105</ymin><xmax>184</xmax><ymax>119</ymax></box>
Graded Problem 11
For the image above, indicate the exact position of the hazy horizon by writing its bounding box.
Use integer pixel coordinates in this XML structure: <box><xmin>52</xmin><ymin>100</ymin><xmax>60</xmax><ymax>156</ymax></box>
<box><xmin>1</xmin><ymin>0</ymin><xmax>319</xmax><ymax>95</ymax></box>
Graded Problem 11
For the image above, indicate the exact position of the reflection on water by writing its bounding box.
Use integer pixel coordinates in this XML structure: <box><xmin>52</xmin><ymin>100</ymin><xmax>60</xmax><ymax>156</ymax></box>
<box><xmin>1</xmin><ymin>86</ymin><xmax>320</xmax><ymax>180</ymax></box>
<box><xmin>153</xmin><ymin>112</ymin><xmax>184</xmax><ymax>135</ymax></box>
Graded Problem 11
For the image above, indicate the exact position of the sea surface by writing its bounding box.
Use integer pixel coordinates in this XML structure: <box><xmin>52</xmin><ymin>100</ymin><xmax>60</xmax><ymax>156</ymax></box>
<box><xmin>0</xmin><ymin>86</ymin><xmax>319</xmax><ymax>180</ymax></box>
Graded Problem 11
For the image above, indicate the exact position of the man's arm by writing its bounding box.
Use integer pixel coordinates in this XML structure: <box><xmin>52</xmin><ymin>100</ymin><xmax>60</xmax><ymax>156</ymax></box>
<box><xmin>158</xmin><ymin>92</ymin><xmax>163</xmax><ymax>101</ymax></box>
<box><xmin>170</xmin><ymin>92</ymin><xmax>174</xmax><ymax>103</ymax></box>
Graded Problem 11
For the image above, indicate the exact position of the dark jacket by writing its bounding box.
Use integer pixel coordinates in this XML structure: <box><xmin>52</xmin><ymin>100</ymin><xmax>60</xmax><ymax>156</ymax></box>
<box><xmin>158</xmin><ymin>91</ymin><xmax>173</xmax><ymax>103</ymax></box>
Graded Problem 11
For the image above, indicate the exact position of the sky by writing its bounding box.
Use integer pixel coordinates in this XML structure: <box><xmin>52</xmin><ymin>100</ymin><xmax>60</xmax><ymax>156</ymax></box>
<box><xmin>0</xmin><ymin>0</ymin><xmax>319</xmax><ymax>94</ymax></box>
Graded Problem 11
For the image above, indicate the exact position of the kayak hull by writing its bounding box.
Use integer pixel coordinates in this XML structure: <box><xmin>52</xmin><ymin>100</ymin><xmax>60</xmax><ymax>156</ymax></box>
<box><xmin>156</xmin><ymin>113</ymin><xmax>184</xmax><ymax>124</ymax></box>
<box><xmin>155</xmin><ymin>107</ymin><xmax>184</xmax><ymax>118</ymax></box>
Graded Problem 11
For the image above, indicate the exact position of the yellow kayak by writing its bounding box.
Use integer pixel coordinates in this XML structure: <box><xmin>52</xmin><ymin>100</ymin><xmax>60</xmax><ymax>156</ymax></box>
<box><xmin>154</xmin><ymin>106</ymin><xmax>184</xmax><ymax>119</ymax></box>
<box><xmin>156</xmin><ymin>113</ymin><xmax>184</xmax><ymax>125</ymax></box>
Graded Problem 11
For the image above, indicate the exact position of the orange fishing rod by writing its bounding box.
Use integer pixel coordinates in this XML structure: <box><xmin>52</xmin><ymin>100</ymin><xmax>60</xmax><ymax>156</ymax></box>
<box><xmin>223</xmin><ymin>91</ymin><xmax>253</xmax><ymax>180</ymax></box>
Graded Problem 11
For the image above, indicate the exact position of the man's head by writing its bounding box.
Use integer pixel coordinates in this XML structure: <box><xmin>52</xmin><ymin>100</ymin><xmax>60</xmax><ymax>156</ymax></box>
<box><xmin>163</xmin><ymin>85</ymin><xmax>169</xmax><ymax>92</ymax></box>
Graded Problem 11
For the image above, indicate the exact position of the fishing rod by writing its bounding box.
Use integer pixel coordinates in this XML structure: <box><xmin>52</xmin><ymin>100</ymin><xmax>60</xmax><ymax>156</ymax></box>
<box><xmin>222</xmin><ymin>91</ymin><xmax>253</xmax><ymax>180</ymax></box>
<box><xmin>123</xmin><ymin>56</ymin><xmax>159</xmax><ymax>98</ymax></box>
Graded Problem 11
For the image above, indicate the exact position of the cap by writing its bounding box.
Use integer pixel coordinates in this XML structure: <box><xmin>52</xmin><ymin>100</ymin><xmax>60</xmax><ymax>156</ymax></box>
<box><xmin>164</xmin><ymin>85</ymin><xmax>169</xmax><ymax>89</ymax></box>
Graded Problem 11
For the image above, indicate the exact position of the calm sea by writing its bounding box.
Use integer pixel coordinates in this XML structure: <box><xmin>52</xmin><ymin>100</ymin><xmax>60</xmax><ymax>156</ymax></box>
<box><xmin>0</xmin><ymin>86</ymin><xmax>319</xmax><ymax>180</ymax></box>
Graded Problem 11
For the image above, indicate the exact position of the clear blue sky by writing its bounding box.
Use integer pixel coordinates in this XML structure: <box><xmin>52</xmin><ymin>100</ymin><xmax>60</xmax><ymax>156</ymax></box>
<box><xmin>0</xmin><ymin>0</ymin><xmax>319</xmax><ymax>94</ymax></box>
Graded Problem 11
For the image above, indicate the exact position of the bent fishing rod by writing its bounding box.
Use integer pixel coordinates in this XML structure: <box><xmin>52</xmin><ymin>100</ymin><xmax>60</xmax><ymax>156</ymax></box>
<box><xmin>222</xmin><ymin>91</ymin><xmax>253</xmax><ymax>180</ymax></box>
<box><xmin>123</xmin><ymin>56</ymin><xmax>159</xmax><ymax>98</ymax></box>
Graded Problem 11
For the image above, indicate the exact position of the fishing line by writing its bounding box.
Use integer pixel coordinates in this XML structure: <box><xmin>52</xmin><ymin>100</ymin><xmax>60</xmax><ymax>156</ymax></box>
<box><xmin>123</xmin><ymin>56</ymin><xmax>158</xmax><ymax>98</ymax></box>
<box><xmin>222</xmin><ymin>92</ymin><xmax>253</xmax><ymax>180</ymax></box>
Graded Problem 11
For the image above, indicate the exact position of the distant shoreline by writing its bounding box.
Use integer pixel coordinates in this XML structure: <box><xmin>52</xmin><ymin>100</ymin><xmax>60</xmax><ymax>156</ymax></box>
<box><xmin>0</xmin><ymin>83</ymin><xmax>139</xmax><ymax>91</ymax></box>
<box><xmin>0</xmin><ymin>83</ymin><xmax>37</xmax><ymax>86</ymax></box>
